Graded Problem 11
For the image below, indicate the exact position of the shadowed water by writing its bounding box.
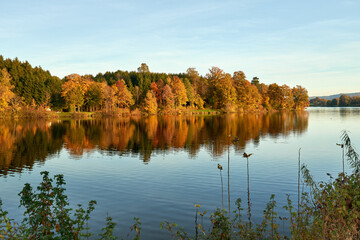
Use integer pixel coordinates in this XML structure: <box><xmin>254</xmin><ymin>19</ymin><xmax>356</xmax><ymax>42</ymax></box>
<box><xmin>0</xmin><ymin>108</ymin><xmax>359</xmax><ymax>239</ymax></box>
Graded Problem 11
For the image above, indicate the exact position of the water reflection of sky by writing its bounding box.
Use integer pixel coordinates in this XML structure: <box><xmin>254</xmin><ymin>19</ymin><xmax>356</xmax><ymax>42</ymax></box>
<box><xmin>1</xmin><ymin>109</ymin><xmax>359</xmax><ymax>239</ymax></box>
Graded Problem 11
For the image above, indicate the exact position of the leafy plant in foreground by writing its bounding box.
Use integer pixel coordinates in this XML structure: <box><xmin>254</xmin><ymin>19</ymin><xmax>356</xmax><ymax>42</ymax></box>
<box><xmin>0</xmin><ymin>171</ymin><xmax>124</xmax><ymax>240</ymax></box>
<box><xmin>17</xmin><ymin>171</ymin><xmax>97</xmax><ymax>239</ymax></box>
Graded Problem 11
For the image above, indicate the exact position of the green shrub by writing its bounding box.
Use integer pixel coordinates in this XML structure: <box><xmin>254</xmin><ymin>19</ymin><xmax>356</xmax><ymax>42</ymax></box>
<box><xmin>0</xmin><ymin>171</ymin><xmax>121</xmax><ymax>240</ymax></box>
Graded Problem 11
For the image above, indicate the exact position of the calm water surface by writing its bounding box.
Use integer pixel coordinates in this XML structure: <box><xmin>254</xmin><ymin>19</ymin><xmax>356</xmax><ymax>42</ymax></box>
<box><xmin>1</xmin><ymin>107</ymin><xmax>360</xmax><ymax>239</ymax></box>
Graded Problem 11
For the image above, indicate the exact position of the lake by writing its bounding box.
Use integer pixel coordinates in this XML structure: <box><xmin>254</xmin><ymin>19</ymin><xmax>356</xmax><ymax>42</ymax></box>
<box><xmin>1</xmin><ymin>107</ymin><xmax>360</xmax><ymax>239</ymax></box>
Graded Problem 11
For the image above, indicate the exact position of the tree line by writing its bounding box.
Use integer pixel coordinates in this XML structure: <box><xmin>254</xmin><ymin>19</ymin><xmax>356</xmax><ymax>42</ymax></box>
<box><xmin>310</xmin><ymin>95</ymin><xmax>360</xmax><ymax>107</ymax></box>
<box><xmin>0</xmin><ymin>56</ymin><xmax>309</xmax><ymax>115</ymax></box>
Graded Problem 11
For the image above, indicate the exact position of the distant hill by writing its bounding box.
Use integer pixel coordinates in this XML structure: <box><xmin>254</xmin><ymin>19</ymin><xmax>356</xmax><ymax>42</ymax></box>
<box><xmin>309</xmin><ymin>92</ymin><xmax>360</xmax><ymax>100</ymax></box>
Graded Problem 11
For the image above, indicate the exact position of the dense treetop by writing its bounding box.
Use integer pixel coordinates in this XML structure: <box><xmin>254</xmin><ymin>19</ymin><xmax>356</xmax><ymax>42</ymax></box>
<box><xmin>0</xmin><ymin>56</ymin><xmax>309</xmax><ymax>114</ymax></box>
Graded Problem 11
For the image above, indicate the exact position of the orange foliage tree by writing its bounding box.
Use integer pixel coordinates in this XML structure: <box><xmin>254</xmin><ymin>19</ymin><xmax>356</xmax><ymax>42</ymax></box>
<box><xmin>257</xmin><ymin>83</ymin><xmax>270</xmax><ymax>109</ymax></box>
<box><xmin>162</xmin><ymin>85</ymin><xmax>174</xmax><ymax>108</ymax></box>
<box><xmin>103</xmin><ymin>85</ymin><xmax>116</xmax><ymax>113</ymax></box>
<box><xmin>233</xmin><ymin>71</ymin><xmax>262</xmax><ymax>111</ymax></box>
<box><xmin>206</xmin><ymin>67</ymin><xmax>236</xmax><ymax>110</ymax></box>
<box><xmin>268</xmin><ymin>83</ymin><xmax>283</xmax><ymax>110</ymax></box>
<box><xmin>150</xmin><ymin>81</ymin><xmax>162</xmax><ymax>104</ymax></box>
<box><xmin>112</xmin><ymin>80</ymin><xmax>134</xmax><ymax>108</ymax></box>
<box><xmin>234</xmin><ymin>80</ymin><xmax>262</xmax><ymax>111</ymax></box>
<box><xmin>268</xmin><ymin>83</ymin><xmax>296</xmax><ymax>110</ymax></box>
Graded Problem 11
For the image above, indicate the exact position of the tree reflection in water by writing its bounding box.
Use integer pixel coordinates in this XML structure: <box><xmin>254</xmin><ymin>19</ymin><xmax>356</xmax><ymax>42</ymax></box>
<box><xmin>0</xmin><ymin>112</ymin><xmax>309</xmax><ymax>176</ymax></box>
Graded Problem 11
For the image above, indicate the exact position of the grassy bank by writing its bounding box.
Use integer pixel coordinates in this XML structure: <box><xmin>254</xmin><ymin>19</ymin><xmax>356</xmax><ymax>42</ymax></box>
<box><xmin>0</xmin><ymin>109</ymin><xmax>224</xmax><ymax>120</ymax></box>
<box><xmin>54</xmin><ymin>109</ymin><xmax>223</xmax><ymax>119</ymax></box>
<box><xmin>0</xmin><ymin>104</ymin><xmax>279</xmax><ymax>120</ymax></box>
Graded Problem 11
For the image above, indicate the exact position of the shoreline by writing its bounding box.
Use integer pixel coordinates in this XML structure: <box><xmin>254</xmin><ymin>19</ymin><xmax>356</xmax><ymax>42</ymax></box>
<box><xmin>0</xmin><ymin>105</ymin><xmax>311</xmax><ymax>121</ymax></box>
<box><xmin>0</xmin><ymin>107</ymin><xmax>299</xmax><ymax>120</ymax></box>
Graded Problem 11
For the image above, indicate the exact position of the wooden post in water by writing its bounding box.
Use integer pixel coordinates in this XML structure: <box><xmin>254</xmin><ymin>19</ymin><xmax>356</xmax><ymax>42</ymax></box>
<box><xmin>228</xmin><ymin>141</ymin><xmax>230</xmax><ymax>218</ymax></box>
<box><xmin>298</xmin><ymin>148</ymin><xmax>301</xmax><ymax>231</ymax></box>
<box><xmin>247</xmin><ymin>156</ymin><xmax>251</xmax><ymax>227</ymax></box>
<box><xmin>218</xmin><ymin>164</ymin><xmax>223</xmax><ymax>209</ymax></box>
<box><xmin>336</xmin><ymin>143</ymin><xmax>345</xmax><ymax>178</ymax></box>
<box><xmin>243</xmin><ymin>152</ymin><xmax>252</xmax><ymax>228</ymax></box>
<box><xmin>343</xmin><ymin>146</ymin><xmax>345</xmax><ymax>176</ymax></box>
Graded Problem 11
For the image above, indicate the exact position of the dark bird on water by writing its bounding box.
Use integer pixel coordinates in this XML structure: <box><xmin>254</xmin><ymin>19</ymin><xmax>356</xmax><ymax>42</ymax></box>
<box><xmin>243</xmin><ymin>152</ymin><xmax>253</xmax><ymax>158</ymax></box>
<box><xmin>217</xmin><ymin>164</ymin><xmax>223</xmax><ymax>170</ymax></box>
<box><xmin>336</xmin><ymin>143</ymin><xmax>344</xmax><ymax>148</ymax></box>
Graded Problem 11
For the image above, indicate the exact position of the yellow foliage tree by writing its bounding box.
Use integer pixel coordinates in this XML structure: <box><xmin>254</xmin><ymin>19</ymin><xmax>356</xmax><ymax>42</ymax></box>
<box><xmin>292</xmin><ymin>85</ymin><xmax>309</xmax><ymax>110</ymax></box>
<box><xmin>144</xmin><ymin>90</ymin><xmax>158</xmax><ymax>114</ymax></box>
<box><xmin>0</xmin><ymin>68</ymin><xmax>15</xmax><ymax>111</ymax></box>
<box><xmin>61</xmin><ymin>74</ymin><xmax>92</xmax><ymax>112</ymax></box>
<box><xmin>206</xmin><ymin>67</ymin><xmax>236</xmax><ymax>109</ymax></box>
<box><xmin>234</xmin><ymin>79</ymin><xmax>262</xmax><ymax>111</ymax></box>
<box><xmin>103</xmin><ymin>84</ymin><xmax>116</xmax><ymax>113</ymax></box>
<box><xmin>170</xmin><ymin>76</ymin><xmax>188</xmax><ymax>108</ymax></box>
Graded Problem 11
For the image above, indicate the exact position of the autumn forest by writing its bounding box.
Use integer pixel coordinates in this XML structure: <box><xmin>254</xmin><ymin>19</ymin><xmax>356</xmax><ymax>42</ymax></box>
<box><xmin>310</xmin><ymin>95</ymin><xmax>360</xmax><ymax>107</ymax></box>
<box><xmin>0</xmin><ymin>56</ymin><xmax>309</xmax><ymax>117</ymax></box>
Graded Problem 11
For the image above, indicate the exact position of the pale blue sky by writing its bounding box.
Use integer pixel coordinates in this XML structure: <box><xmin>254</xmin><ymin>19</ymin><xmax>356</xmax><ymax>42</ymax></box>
<box><xmin>1</xmin><ymin>0</ymin><xmax>359</xmax><ymax>96</ymax></box>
